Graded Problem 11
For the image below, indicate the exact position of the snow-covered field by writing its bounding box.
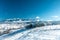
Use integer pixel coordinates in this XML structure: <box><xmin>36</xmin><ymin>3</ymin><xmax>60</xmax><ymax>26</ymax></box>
<box><xmin>0</xmin><ymin>23</ymin><xmax>29</xmax><ymax>35</ymax></box>
<box><xmin>0</xmin><ymin>25</ymin><xmax>60</xmax><ymax>40</ymax></box>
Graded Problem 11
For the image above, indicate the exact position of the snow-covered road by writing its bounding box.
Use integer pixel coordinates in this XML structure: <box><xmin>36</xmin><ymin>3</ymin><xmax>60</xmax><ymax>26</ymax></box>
<box><xmin>0</xmin><ymin>25</ymin><xmax>60</xmax><ymax>40</ymax></box>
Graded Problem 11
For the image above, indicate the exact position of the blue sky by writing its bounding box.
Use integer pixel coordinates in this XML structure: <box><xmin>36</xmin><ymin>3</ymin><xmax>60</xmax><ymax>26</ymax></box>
<box><xmin>0</xmin><ymin>0</ymin><xmax>60</xmax><ymax>21</ymax></box>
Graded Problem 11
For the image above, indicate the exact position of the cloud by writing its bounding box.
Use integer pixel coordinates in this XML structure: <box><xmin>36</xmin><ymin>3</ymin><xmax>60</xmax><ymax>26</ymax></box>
<box><xmin>50</xmin><ymin>16</ymin><xmax>60</xmax><ymax>21</ymax></box>
<box><xmin>47</xmin><ymin>20</ymin><xmax>53</xmax><ymax>21</ymax></box>
<box><xmin>51</xmin><ymin>16</ymin><xmax>59</xmax><ymax>18</ymax></box>
<box><xmin>36</xmin><ymin>16</ymin><xmax>40</xmax><ymax>19</ymax></box>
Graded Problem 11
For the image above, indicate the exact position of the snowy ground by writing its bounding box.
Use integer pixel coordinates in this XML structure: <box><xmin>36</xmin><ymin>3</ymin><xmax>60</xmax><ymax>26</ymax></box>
<box><xmin>0</xmin><ymin>25</ymin><xmax>60</xmax><ymax>40</ymax></box>
<box><xmin>0</xmin><ymin>23</ymin><xmax>29</xmax><ymax>35</ymax></box>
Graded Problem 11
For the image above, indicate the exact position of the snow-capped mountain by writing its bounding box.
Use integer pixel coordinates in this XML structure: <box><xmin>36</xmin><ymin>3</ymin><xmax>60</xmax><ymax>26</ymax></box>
<box><xmin>0</xmin><ymin>18</ymin><xmax>31</xmax><ymax>35</ymax></box>
<box><xmin>1</xmin><ymin>25</ymin><xmax>60</xmax><ymax>40</ymax></box>
<box><xmin>0</xmin><ymin>18</ymin><xmax>60</xmax><ymax>40</ymax></box>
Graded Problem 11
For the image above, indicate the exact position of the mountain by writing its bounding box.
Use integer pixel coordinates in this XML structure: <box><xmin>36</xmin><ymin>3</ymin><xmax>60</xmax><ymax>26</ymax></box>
<box><xmin>0</xmin><ymin>25</ymin><xmax>60</xmax><ymax>40</ymax></box>
<box><xmin>0</xmin><ymin>18</ymin><xmax>60</xmax><ymax>36</ymax></box>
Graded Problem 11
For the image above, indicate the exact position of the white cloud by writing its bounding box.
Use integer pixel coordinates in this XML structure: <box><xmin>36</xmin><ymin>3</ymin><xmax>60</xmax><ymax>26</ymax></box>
<box><xmin>47</xmin><ymin>20</ymin><xmax>53</xmax><ymax>21</ymax></box>
<box><xmin>36</xmin><ymin>16</ymin><xmax>40</xmax><ymax>19</ymax></box>
<box><xmin>51</xmin><ymin>16</ymin><xmax>60</xmax><ymax>21</ymax></box>
<box><xmin>51</xmin><ymin>16</ymin><xmax>59</xmax><ymax>18</ymax></box>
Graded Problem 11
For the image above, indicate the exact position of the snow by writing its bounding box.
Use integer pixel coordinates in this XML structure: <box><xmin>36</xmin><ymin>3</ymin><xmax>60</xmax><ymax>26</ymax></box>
<box><xmin>0</xmin><ymin>25</ymin><xmax>60</xmax><ymax>40</ymax></box>
<box><xmin>0</xmin><ymin>23</ymin><xmax>29</xmax><ymax>35</ymax></box>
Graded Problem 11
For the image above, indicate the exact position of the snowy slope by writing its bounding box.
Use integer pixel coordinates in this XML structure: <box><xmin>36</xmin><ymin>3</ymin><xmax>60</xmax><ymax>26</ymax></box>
<box><xmin>0</xmin><ymin>25</ymin><xmax>60</xmax><ymax>40</ymax></box>
<box><xmin>0</xmin><ymin>23</ymin><xmax>30</xmax><ymax>36</ymax></box>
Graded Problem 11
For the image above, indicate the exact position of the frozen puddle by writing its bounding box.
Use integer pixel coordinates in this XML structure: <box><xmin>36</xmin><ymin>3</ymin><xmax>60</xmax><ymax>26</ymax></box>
<box><xmin>1</xmin><ymin>25</ymin><xmax>60</xmax><ymax>40</ymax></box>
